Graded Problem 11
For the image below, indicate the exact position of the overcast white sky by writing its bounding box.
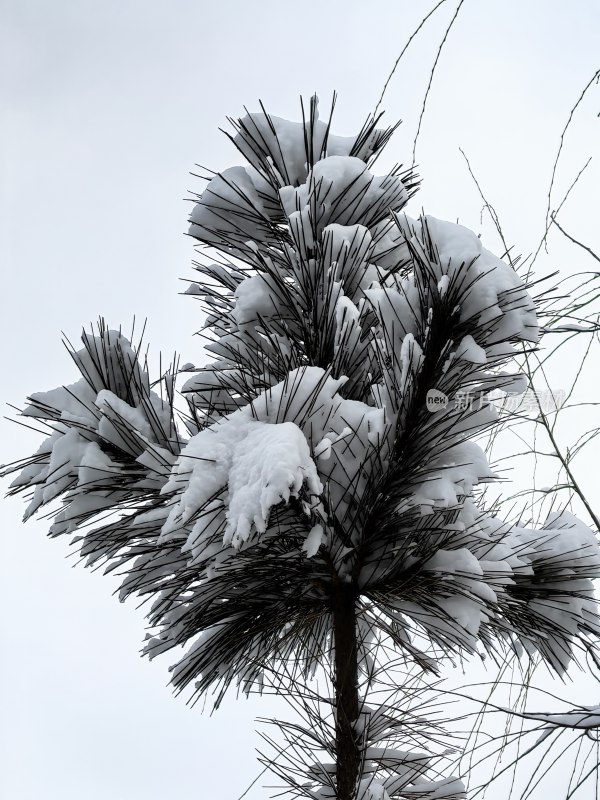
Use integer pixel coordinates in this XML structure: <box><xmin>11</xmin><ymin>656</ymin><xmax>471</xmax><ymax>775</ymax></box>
<box><xmin>1</xmin><ymin>1</ymin><xmax>599</xmax><ymax>798</ymax></box>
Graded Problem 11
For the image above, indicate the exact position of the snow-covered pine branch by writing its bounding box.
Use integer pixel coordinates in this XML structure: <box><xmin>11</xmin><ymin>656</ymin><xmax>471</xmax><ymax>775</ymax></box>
<box><xmin>3</xmin><ymin>97</ymin><xmax>599</xmax><ymax>800</ymax></box>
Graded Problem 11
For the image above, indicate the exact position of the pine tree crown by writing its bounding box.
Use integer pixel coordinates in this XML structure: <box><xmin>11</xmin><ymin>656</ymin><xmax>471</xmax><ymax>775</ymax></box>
<box><xmin>3</xmin><ymin>97</ymin><xmax>599</xmax><ymax>713</ymax></box>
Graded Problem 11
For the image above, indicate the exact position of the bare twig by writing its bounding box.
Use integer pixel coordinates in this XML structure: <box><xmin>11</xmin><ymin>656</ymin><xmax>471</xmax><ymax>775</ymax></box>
<box><xmin>412</xmin><ymin>0</ymin><xmax>467</xmax><ymax>165</ymax></box>
<box><xmin>373</xmin><ymin>0</ymin><xmax>450</xmax><ymax>119</ymax></box>
<box><xmin>544</xmin><ymin>69</ymin><xmax>600</xmax><ymax>243</ymax></box>
<box><xmin>551</xmin><ymin>214</ymin><xmax>600</xmax><ymax>264</ymax></box>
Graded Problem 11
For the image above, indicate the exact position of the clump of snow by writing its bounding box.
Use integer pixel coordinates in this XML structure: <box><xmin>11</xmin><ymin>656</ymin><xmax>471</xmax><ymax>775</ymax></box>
<box><xmin>281</xmin><ymin>156</ymin><xmax>410</xmax><ymax>238</ymax></box>
<box><xmin>323</xmin><ymin>223</ymin><xmax>375</xmax><ymax>297</ymax></box>
<box><xmin>232</xmin><ymin>102</ymin><xmax>385</xmax><ymax>188</ymax></box>
<box><xmin>303</xmin><ymin>524</ymin><xmax>324</xmax><ymax>557</ymax></box>
<box><xmin>226</xmin><ymin>421</ymin><xmax>322</xmax><ymax>546</ymax></box>
<box><xmin>455</xmin><ymin>334</ymin><xmax>486</xmax><ymax>364</ymax></box>
<box><xmin>314</xmin><ymin>437</ymin><xmax>333</xmax><ymax>460</ymax></box>
<box><xmin>437</xmin><ymin>274</ymin><xmax>450</xmax><ymax>296</ymax></box>
<box><xmin>397</xmin><ymin>214</ymin><xmax>539</xmax><ymax>344</ymax></box>
<box><xmin>499</xmin><ymin>372</ymin><xmax>528</xmax><ymax>395</ymax></box>
<box><xmin>7</xmin><ymin>327</ymin><xmax>178</xmax><ymax>530</ymax></box>
<box><xmin>401</xmin><ymin>441</ymin><xmax>496</xmax><ymax>514</ymax></box>
<box><xmin>231</xmin><ymin>274</ymin><xmax>278</xmax><ymax>325</ymax></box>
<box><xmin>189</xmin><ymin>165</ymin><xmax>276</xmax><ymax>250</ymax></box>
<box><xmin>399</xmin><ymin>332</ymin><xmax>424</xmax><ymax>392</ymax></box>
<box><xmin>162</xmin><ymin>414</ymin><xmax>322</xmax><ymax>549</ymax></box>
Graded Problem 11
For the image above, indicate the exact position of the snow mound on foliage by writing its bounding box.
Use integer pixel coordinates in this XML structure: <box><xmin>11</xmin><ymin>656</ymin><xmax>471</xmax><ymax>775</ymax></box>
<box><xmin>162</xmin><ymin>415</ymin><xmax>322</xmax><ymax>549</ymax></box>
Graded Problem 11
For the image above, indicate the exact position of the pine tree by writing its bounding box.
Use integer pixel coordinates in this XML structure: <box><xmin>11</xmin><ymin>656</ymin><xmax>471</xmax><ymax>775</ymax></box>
<box><xmin>3</xmin><ymin>97</ymin><xmax>600</xmax><ymax>800</ymax></box>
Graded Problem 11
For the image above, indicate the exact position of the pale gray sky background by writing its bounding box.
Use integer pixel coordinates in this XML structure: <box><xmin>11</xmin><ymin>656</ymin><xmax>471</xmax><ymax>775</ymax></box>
<box><xmin>1</xmin><ymin>1</ymin><xmax>599</xmax><ymax>798</ymax></box>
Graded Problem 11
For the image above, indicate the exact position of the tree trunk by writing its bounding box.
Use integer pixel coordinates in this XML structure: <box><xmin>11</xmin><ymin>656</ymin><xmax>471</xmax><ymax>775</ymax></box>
<box><xmin>333</xmin><ymin>583</ymin><xmax>360</xmax><ymax>800</ymax></box>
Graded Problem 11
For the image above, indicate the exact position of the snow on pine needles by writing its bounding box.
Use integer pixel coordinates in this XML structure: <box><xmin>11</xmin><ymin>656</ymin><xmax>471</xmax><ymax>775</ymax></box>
<box><xmin>3</xmin><ymin>96</ymin><xmax>599</xmax><ymax>800</ymax></box>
